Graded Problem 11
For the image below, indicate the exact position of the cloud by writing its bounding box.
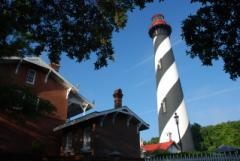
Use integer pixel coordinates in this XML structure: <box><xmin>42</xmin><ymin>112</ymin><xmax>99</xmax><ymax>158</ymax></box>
<box><xmin>190</xmin><ymin>105</ymin><xmax>240</xmax><ymax>126</ymax></box>
<box><xmin>125</xmin><ymin>55</ymin><xmax>153</xmax><ymax>73</ymax></box>
<box><xmin>140</xmin><ymin>109</ymin><xmax>157</xmax><ymax>116</ymax></box>
<box><xmin>125</xmin><ymin>39</ymin><xmax>183</xmax><ymax>73</ymax></box>
<box><xmin>172</xmin><ymin>39</ymin><xmax>183</xmax><ymax>48</ymax></box>
<box><xmin>186</xmin><ymin>86</ymin><xmax>240</xmax><ymax>103</ymax></box>
<box><xmin>134</xmin><ymin>79</ymin><xmax>151</xmax><ymax>88</ymax></box>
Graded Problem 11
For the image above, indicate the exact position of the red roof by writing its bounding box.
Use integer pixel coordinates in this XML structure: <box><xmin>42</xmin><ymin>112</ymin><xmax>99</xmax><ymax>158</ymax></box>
<box><xmin>142</xmin><ymin>141</ymin><xmax>175</xmax><ymax>152</ymax></box>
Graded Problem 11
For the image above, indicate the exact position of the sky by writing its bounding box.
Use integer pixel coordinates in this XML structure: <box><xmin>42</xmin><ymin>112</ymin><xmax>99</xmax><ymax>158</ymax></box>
<box><xmin>43</xmin><ymin>0</ymin><xmax>240</xmax><ymax>141</ymax></box>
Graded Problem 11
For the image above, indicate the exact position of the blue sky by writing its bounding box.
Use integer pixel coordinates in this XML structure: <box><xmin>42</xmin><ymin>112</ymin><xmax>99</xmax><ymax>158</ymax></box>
<box><xmin>43</xmin><ymin>0</ymin><xmax>240</xmax><ymax>141</ymax></box>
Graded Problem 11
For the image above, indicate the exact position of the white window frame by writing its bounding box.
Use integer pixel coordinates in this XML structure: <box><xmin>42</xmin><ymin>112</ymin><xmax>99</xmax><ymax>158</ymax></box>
<box><xmin>26</xmin><ymin>69</ymin><xmax>36</xmax><ymax>85</ymax></box>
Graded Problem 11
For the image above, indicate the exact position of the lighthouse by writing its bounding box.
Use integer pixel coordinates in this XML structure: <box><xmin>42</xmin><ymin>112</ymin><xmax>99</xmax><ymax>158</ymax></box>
<box><xmin>148</xmin><ymin>14</ymin><xmax>194</xmax><ymax>151</ymax></box>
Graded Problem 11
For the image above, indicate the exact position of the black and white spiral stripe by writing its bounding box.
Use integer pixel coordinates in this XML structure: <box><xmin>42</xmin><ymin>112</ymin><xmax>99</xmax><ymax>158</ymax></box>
<box><xmin>152</xmin><ymin>29</ymin><xmax>194</xmax><ymax>151</ymax></box>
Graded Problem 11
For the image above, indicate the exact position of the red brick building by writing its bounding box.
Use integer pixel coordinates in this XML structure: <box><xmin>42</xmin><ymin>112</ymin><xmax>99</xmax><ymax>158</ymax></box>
<box><xmin>54</xmin><ymin>89</ymin><xmax>149</xmax><ymax>158</ymax></box>
<box><xmin>0</xmin><ymin>57</ymin><xmax>94</xmax><ymax>155</ymax></box>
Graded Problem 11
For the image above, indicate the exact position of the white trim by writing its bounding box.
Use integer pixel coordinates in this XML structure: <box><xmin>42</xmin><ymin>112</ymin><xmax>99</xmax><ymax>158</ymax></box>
<box><xmin>121</xmin><ymin>107</ymin><xmax>148</xmax><ymax>127</ymax></box>
<box><xmin>81</xmin><ymin>102</ymin><xmax>89</xmax><ymax>116</ymax></box>
<box><xmin>66</xmin><ymin>87</ymin><xmax>72</xmax><ymax>99</ymax></box>
<box><xmin>127</xmin><ymin>115</ymin><xmax>133</xmax><ymax>127</ymax></box>
<box><xmin>68</xmin><ymin>97</ymin><xmax>82</xmax><ymax>106</ymax></box>
<box><xmin>15</xmin><ymin>58</ymin><xmax>22</xmax><ymax>74</ymax></box>
<box><xmin>1</xmin><ymin>56</ymin><xmax>94</xmax><ymax>110</ymax></box>
<box><xmin>82</xmin><ymin>107</ymin><xmax>87</xmax><ymax>116</ymax></box>
<box><xmin>24</xmin><ymin>57</ymin><xmax>78</xmax><ymax>90</ymax></box>
<box><xmin>82</xmin><ymin>102</ymin><xmax>89</xmax><ymax>108</ymax></box>
<box><xmin>53</xmin><ymin>106</ymin><xmax>149</xmax><ymax>132</ymax></box>
<box><xmin>137</xmin><ymin>123</ymin><xmax>143</xmax><ymax>134</ymax></box>
<box><xmin>44</xmin><ymin>69</ymin><xmax>51</xmax><ymax>83</ymax></box>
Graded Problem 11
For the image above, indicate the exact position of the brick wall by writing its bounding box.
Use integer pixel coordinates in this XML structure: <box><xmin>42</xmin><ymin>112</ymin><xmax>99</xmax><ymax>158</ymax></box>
<box><xmin>60</xmin><ymin>113</ymin><xmax>141</xmax><ymax>158</ymax></box>
<box><xmin>0</xmin><ymin>61</ymin><xmax>70</xmax><ymax>155</ymax></box>
<box><xmin>0</xmin><ymin>113</ymin><xmax>64</xmax><ymax>155</ymax></box>
<box><xmin>93</xmin><ymin>114</ymin><xmax>140</xmax><ymax>158</ymax></box>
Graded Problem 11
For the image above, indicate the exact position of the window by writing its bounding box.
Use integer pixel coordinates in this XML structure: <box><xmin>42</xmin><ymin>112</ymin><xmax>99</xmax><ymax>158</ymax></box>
<box><xmin>82</xmin><ymin>127</ymin><xmax>91</xmax><ymax>150</ymax></box>
<box><xmin>167</xmin><ymin>132</ymin><xmax>172</xmax><ymax>141</ymax></box>
<box><xmin>12</xmin><ymin>89</ymin><xmax>24</xmax><ymax>111</ymax></box>
<box><xmin>26</xmin><ymin>69</ymin><xmax>36</xmax><ymax>84</ymax></box>
<box><xmin>158</xmin><ymin>59</ymin><xmax>162</xmax><ymax>69</ymax></box>
<box><xmin>65</xmin><ymin>132</ymin><xmax>73</xmax><ymax>151</ymax></box>
<box><xmin>161</xmin><ymin>99</ymin><xmax>167</xmax><ymax>113</ymax></box>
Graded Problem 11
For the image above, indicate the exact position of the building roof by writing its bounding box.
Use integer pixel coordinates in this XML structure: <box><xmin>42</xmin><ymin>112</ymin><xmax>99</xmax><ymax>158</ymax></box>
<box><xmin>0</xmin><ymin>56</ymin><xmax>94</xmax><ymax>110</ymax></box>
<box><xmin>142</xmin><ymin>141</ymin><xmax>176</xmax><ymax>152</ymax></box>
<box><xmin>53</xmin><ymin>106</ymin><xmax>149</xmax><ymax>132</ymax></box>
<box><xmin>1</xmin><ymin>56</ymin><xmax>76</xmax><ymax>89</ymax></box>
<box><xmin>215</xmin><ymin>145</ymin><xmax>240</xmax><ymax>153</ymax></box>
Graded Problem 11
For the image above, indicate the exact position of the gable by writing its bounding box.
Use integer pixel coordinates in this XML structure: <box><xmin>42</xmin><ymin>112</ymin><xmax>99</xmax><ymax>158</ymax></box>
<box><xmin>53</xmin><ymin>106</ymin><xmax>149</xmax><ymax>132</ymax></box>
<box><xmin>0</xmin><ymin>57</ymin><xmax>94</xmax><ymax>118</ymax></box>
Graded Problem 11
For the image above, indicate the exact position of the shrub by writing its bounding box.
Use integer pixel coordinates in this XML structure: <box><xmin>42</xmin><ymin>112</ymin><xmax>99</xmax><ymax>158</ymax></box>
<box><xmin>0</xmin><ymin>84</ymin><xmax>56</xmax><ymax>118</ymax></box>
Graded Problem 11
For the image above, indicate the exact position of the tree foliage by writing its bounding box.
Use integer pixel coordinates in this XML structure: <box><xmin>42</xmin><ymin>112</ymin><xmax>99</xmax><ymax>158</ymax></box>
<box><xmin>191</xmin><ymin>121</ymin><xmax>240</xmax><ymax>152</ymax></box>
<box><xmin>191</xmin><ymin>123</ymin><xmax>204</xmax><ymax>151</ymax></box>
<box><xmin>0</xmin><ymin>84</ymin><xmax>56</xmax><ymax>118</ymax></box>
<box><xmin>146</xmin><ymin>121</ymin><xmax>240</xmax><ymax>152</ymax></box>
<box><xmin>1</xmin><ymin>1</ymin><xmax>239</xmax><ymax>79</ymax></box>
<box><xmin>143</xmin><ymin>137</ymin><xmax>159</xmax><ymax>145</ymax></box>
<box><xmin>182</xmin><ymin>0</ymin><xmax>240</xmax><ymax>80</ymax></box>
<box><xmin>0</xmin><ymin>0</ymin><xmax>159</xmax><ymax>69</ymax></box>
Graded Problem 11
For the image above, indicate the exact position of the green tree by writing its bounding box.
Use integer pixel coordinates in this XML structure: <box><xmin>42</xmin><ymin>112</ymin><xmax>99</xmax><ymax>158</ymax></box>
<box><xmin>0</xmin><ymin>84</ymin><xmax>56</xmax><ymax>118</ymax></box>
<box><xmin>182</xmin><ymin>0</ymin><xmax>240</xmax><ymax>80</ymax></box>
<box><xmin>191</xmin><ymin>121</ymin><xmax>240</xmax><ymax>152</ymax></box>
<box><xmin>201</xmin><ymin>121</ymin><xmax>240</xmax><ymax>151</ymax></box>
<box><xmin>191</xmin><ymin>123</ymin><xmax>203</xmax><ymax>151</ymax></box>
<box><xmin>0</xmin><ymin>0</ymin><xmax>159</xmax><ymax>69</ymax></box>
<box><xmin>144</xmin><ymin>137</ymin><xmax>159</xmax><ymax>145</ymax></box>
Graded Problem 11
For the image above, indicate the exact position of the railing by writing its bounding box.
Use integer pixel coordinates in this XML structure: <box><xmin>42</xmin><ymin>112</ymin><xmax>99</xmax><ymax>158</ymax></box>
<box><xmin>0</xmin><ymin>153</ymin><xmax>239</xmax><ymax>161</ymax></box>
<box><xmin>0</xmin><ymin>155</ymin><xmax>144</xmax><ymax>161</ymax></box>
<box><xmin>144</xmin><ymin>152</ymin><xmax>240</xmax><ymax>161</ymax></box>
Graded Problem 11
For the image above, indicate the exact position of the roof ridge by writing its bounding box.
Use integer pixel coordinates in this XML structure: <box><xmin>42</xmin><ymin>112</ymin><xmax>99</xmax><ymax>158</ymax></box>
<box><xmin>54</xmin><ymin>106</ymin><xmax>149</xmax><ymax>132</ymax></box>
<box><xmin>1</xmin><ymin>56</ymin><xmax>94</xmax><ymax>110</ymax></box>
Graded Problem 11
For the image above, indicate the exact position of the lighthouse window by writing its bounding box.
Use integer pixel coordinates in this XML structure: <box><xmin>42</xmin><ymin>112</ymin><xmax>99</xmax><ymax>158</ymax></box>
<box><xmin>161</xmin><ymin>100</ymin><xmax>167</xmax><ymax>113</ymax></box>
<box><xmin>158</xmin><ymin>59</ymin><xmax>162</xmax><ymax>69</ymax></box>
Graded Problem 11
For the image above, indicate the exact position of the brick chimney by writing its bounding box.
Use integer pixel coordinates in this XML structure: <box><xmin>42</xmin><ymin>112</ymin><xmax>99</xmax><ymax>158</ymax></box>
<box><xmin>50</xmin><ymin>62</ymin><xmax>60</xmax><ymax>72</ymax></box>
<box><xmin>113</xmin><ymin>89</ymin><xmax>123</xmax><ymax>108</ymax></box>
